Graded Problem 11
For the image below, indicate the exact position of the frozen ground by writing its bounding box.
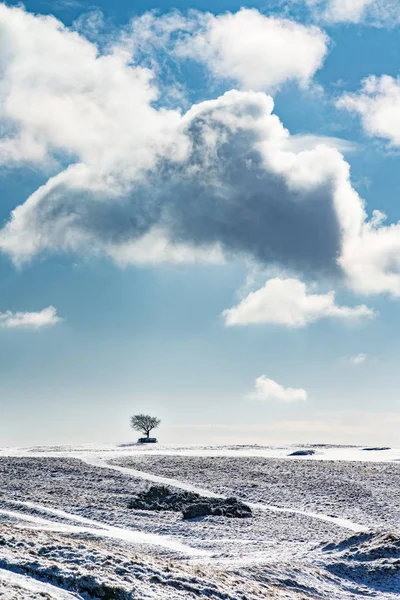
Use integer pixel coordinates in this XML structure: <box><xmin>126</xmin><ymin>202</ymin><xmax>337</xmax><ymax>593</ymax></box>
<box><xmin>0</xmin><ymin>443</ymin><xmax>399</xmax><ymax>598</ymax></box>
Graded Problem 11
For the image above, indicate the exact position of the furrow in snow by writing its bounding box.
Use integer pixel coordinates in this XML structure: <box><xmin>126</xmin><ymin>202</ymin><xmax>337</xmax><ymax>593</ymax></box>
<box><xmin>1</xmin><ymin>501</ymin><xmax>208</xmax><ymax>556</ymax></box>
<box><xmin>81</xmin><ymin>455</ymin><xmax>222</xmax><ymax>498</ymax></box>
<box><xmin>0</xmin><ymin>567</ymin><xmax>80</xmax><ymax>599</ymax></box>
<box><xmin>247</xmin><ymin>502</ymin><xmax>368</xmax><ymax>533</ymax></box>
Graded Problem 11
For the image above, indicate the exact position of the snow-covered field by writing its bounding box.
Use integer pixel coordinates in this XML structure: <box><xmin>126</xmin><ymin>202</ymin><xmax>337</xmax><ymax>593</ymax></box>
<box><xmin>0</xmin><ymin>443</ymin><xmax>399</xmax><ymax>599</ymax></box>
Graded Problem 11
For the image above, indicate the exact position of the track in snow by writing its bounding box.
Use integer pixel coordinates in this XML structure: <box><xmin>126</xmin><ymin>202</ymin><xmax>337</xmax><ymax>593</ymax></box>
<box><xmin>1</xmin><ymin>499</ymin><xmax>208</xmax><ymax>557</ymax></box>
<box><xmin>81</xmin><ymin>455</ymin><xmax>222</xmax><ymax>497</ymax></box>
<box><xmin>80</xmin><ymin>455</ymin><xmax>369</xmax><ymax>534</ymax></box>
<box><xmin>0</xmin><ymin>568</ymin><xmax>80</xmax><ymax>599</ymax></box>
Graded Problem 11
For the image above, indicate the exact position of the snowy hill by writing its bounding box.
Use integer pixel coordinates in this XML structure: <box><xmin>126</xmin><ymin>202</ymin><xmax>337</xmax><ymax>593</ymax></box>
<box><xmin>0</xmin><ymin>443</ymin><xmax>399</xmax><ymax>599</ymax></box>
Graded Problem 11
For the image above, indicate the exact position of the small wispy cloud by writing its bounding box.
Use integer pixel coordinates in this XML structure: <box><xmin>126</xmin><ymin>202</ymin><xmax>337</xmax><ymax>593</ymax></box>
<box><xmin>52</xmin><ymin>0</ymin><xmax>84</xmax><ymax>10</ymax></box>
<box><xmin>245</xmin><ymin>375</ymin><xmax>308</xmax><ymax>403</ymax></box>
<box><xmin>0</xmin><ymin>306</ymin><xmax>62</xmax><ymax>329</ymax></box>
<box><xmin>305</xmin><ymin>0</ymin><xmax>400</xmax><ymax>26</ymax></box>
<box><xmin>349</xmin><ymin>353</ymin><xmax>368</xmax><ymax>365</ymax></box>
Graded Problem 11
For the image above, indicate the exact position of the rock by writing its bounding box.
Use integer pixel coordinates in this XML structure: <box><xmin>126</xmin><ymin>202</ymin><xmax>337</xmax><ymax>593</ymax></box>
<box><xmin>181</xmin><ymin>502</ymin><xmax>210</xmax><ymax>519</ymax></box>
<box><xmin>289</xmin><ymin>449</ymin><xmax>316</xmax><ymax>456</ymax></box>
<box><xmin>363</xmin><ymin>447</ymin><xmax>390</xmax><ymax>451</ymax></box>
<box><xmin>182</xmin><ymin>497</ymin><xmax>252</xmax><ymax>520</ymax></box>
<box><xmin>128</xmin><ymin>485</ymin><xmax>200</xmax><ymax>512</ymax></box>
<box><xmin>129</xmin><ymin>485</ymin><xmax>252</xmax><ymax>519</ymax></box>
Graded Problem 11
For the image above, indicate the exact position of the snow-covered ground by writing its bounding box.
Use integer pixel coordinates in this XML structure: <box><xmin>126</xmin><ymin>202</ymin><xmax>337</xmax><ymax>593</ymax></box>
<box><xmin>0</xmin><ymin>443</ymin><xmax>399</xmax><ymax>598</ymax></box>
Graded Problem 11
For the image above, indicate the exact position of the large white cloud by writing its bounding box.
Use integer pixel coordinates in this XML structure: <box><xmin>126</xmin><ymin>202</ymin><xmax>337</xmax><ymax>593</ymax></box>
<box><xmin>336</xmin><ymin>77</ymin><xmax>400</xmax><ymax>295</ymax></box>
<box><xmin>246</xmin><ymin>375</ymin><xmax>308</xmax><ymax>402</ymax></box>
<box><xmin>175</xmin><ymin>8</ymin><xmax>328</xmax><ymax>91</ymax></box>
<box><xmin>0</xmin><ymin>87</ymin><xmax>355</xmax><ymax>274</ymax></box>
<box><xmin>0</xmin><ymin>306</ymin><xmax>62</xmax><ymax>329</ymax></box>
<box><xmin>1</xmin><ymin>5</ymin><xmax>400</xmax><ymax>298</ymax></box>
<box><xmin>223</xmin><ymin>277</ymin><xmax>375</xmax><ymax>327</ymax></box>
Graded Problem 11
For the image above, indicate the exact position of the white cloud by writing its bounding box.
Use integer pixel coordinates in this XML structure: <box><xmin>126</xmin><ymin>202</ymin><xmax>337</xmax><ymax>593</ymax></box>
<box><xmin>282</xmin><ymin>133</ymin><xmax>357</xmax><ymax>154</ymax></box>
<box><xmin>307</xmin><ymin>0</ymin><xmax>373</xmax><ymax>23</ymax></box>
<box><xmin>176</xmin><ymin>8</ymin><xmax>328</xmax><ymax>91</ymax></box>
<box><xmin>330</xmin><ymin>77</ymin><xmax>400</xmax><ymax>298</ymax></box>
<box><xmin>338</xmin><ymin>208</ymin><xmax>400</xmax><ymax>296</ymax></box>
<box><xmin>306</xmin><ymin>0</ymin><xmax>400</xmax><ymax>25</ymax></box>
<box><xmin>0</xmin><ymin>306</ymin><xmax>62</xmax><ymax>329</ymax></box>
<box><xmin>0</xmin><ymin>4</ymin><xmax>186</xmax><ymax>170</ymax></box>
<box><xmin>338</xmin><ymin>76</ymin><xmax>400</xmax><ymax>146</ymax></box>
<box><xmin>223</xmin><ymin>278</ymin><xmax>375</xmax><ymax>328</ymax></box>
<box><xmin>326</xmin><ymin>0</ymin><xmax>373</xmax><ymax>22</ymax></box>
<box><xmin>348</xmin><ymin>353</ymin><xmax>368</xmax><ymax>365</ymax></box>
<box><xmin>246</xmin><ymin>375</ymin><xmax>308</xmax><ymax>402</ymax></box>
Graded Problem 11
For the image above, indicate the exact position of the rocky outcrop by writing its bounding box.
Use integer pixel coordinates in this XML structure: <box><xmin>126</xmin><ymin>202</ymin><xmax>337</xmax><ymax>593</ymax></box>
<box><xmin>128</xmin><ymin>485</ymin><xmax>252</xmax><ymax>519</ymax></box>
<box><xmin>182</xmin><ymin>497</ymin><xmax>252</xmax><ymax>520</ymax></box>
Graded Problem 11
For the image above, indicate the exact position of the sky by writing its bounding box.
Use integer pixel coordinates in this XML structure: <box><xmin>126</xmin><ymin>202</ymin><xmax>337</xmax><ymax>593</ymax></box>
<box><xmin>1</xmin><ymin>0</ymin><xmax>400</xmax><ymax>447</ymax></box>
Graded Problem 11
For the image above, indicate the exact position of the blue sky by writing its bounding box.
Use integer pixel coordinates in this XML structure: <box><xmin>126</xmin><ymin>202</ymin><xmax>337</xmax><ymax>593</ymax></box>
<box><xmin>1</xmin><ymin>0</ymin><xmax>400</xmax><ymax>446</ymax></box>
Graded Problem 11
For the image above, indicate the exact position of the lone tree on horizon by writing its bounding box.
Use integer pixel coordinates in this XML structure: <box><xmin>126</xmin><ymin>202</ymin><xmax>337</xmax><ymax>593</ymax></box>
<box><xmin>130</xmin><ymin>414</ymin><xmax>161</xmax><ymax>439</ymax></box>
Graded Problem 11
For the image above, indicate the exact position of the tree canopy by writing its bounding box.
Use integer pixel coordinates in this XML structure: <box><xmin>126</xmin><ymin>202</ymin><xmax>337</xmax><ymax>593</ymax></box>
<box><xmin>130</xmin><ymin>414</ymin><xmax>160</xmax><ymax>438</ymax></box>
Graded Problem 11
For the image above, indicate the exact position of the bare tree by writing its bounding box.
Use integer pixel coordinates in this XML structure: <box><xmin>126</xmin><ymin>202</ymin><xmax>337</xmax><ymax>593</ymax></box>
<box><xmin>130</xmin><ymin>414</ymin><xmax>161</xmax><ymax>439</ymax></box>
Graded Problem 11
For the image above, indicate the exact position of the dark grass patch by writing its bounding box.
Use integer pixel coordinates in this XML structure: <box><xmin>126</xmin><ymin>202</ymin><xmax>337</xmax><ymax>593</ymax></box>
<box><xmin>128</xmin><ymin>486</ymin><xmax>252</xmax><ymax>519</ymax></box>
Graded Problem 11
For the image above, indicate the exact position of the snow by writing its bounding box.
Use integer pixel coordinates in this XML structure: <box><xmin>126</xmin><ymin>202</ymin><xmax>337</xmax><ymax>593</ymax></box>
<box><xmin>3</xmin><ymin>441</ymin><xmax>400</xmax><ymax>463</ymax></box>
<box><xmin>0</xmin><ymin>443</ymin><xmax>399</xmax><ymax>598</ymax></box>
<box><xmin>0</xmin><ymin>568</ymin><xmax>80</xmax><ymax>599</ymax></box>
